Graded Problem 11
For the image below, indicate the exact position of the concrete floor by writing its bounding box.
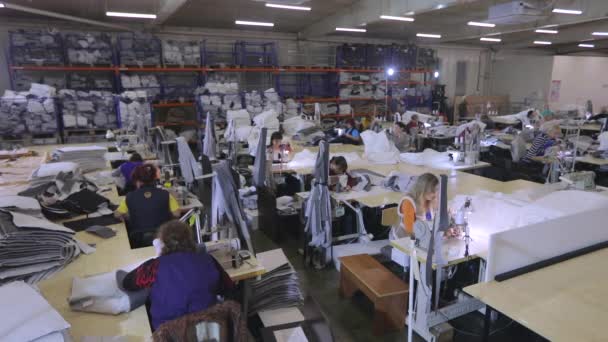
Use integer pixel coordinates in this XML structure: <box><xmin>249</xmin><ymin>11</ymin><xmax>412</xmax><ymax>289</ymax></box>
<box><xmin>251</xmin><ymin>229</ymin><xmax>547</xmax><ymax>342</ymax></box>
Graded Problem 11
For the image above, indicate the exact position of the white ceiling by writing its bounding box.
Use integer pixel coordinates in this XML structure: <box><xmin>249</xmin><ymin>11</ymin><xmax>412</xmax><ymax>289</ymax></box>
<box><xmin>1</xmin><ymin>0</ymin><xmax>608</xmax><ymax>54</ymax></box>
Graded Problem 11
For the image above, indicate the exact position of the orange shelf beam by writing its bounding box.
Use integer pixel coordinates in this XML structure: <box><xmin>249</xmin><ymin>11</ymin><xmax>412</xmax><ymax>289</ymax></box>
<box><xmin>10</xmin><ymin>65</ymin><xmax>117</xmax><ymax>72</ymax></box>
<box><xmin>152</xmin><ymin>102</ymin><xmax>195</xmax><ymax>108</ymax></box>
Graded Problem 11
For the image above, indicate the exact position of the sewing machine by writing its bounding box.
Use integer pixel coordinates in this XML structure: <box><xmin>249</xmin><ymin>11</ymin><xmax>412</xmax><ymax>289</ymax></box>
<box><xmin>560</xmin><ymin>171</ymin><xmax>596</xmax><ymax>191</ymax></box>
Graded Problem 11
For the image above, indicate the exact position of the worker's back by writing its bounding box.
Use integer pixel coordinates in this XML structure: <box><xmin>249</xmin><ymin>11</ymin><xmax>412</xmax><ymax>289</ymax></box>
<box><xmin>126</xmin><ymin>185</ymin><xmax>172</xmax><ymax>233</ymax></box>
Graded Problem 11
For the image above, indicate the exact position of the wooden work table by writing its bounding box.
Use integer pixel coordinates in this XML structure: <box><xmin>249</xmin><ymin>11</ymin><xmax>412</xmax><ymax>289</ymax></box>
<box><xmin>464</xmin><ymin>248</ymin><xmax>608</xmax><ymax>342</ymax></box>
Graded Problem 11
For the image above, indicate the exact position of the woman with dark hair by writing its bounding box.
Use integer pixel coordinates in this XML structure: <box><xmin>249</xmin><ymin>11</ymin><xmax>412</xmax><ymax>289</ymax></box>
<box><xmin>343</xmin><ymin>119</ymin><xmax>362</xmax><ymax>145</ymax></box>
<box><xmin>115</xmin><ymin>163</ymin><xmax>181</xmax><ymax>247</ymax></box>
<box><xmin>390</xmin><ymin>121</ymin><xmax>412</xmax><ymax>152</ymax></box>
<box><xmin>114</xmin><ymin>152</ymin><xmax>143</xmax><ymax>192</ymax></box>
<box><xmin>122</xmin><ymin>220</ymin><xmax>234</xmax><ymax>331</ymax></box>
<box><xmin>267</xmin><ymin>131</ymin><xmax>292</xmax><ymax>163</ymax></box>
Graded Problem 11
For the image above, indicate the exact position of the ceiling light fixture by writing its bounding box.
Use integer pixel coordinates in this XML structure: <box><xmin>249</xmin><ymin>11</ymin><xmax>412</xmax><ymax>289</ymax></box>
<box><xmin>405</xmin><ymin>11</ymin><xmax>415</xmax><ymax>16</ymax></box>
<box><xmin>0</xmin><ymin>3</ymin><xmax>4</xmax><ymax>8</ymax></box>
<box><xmin>535</xmin><ymin>29</ymin><xmax>558</xmax><ymax>34</ymax></box>
<box><xmin>592</xmin><ymin>32</ymin><xmax>608</xmax><ymax>36</ymax></box>
<box><xmin>336</xmin><ymin>27</ymin><xmax>366</xmax><ymax>32</ymax></box>
<box><xmin>552</xmin><ymin>8</ymin><xmax>582</xmax><ymax>15</ymax></box>
<box><xmin>533</xmin><ymin>40</ymin><xmax>552</xmax><ymax>45</ymax></box>
<box><xmin>417</xmin><ymin>33</ymin><xmax>442</xmax><ymax>38</ymax></box>
<box><xmin>106</xmin><ymin>11</ymin><xmax>156</xmax><ymax>19</ymax></box>
<box><xmin>380</xmin><ymin>15</ymin><xmax>415</xmax><ymax>22</ymax></box>
<box><xmin>265</xmin><ymin>3</ymin><xmax>311</xmax><ymax>11</ymax></box>
<box><xmin>468</xmin><ymin>21</ymin><xmax>495</xmax><ymax>28</ymax></box>
<box><xmin>579</xmin><ymin>44</ymin><xmax>595</xmax><ymax>48</ymax></box>
<box><xmin>480</xmin><ymin>37</ymin><xmax>501</xmax><ymax>42</ymax></box>
<box><xmin>235</xmin><ymin>20</ymin><xmax>274</xmax><ymax>27</ymax></box>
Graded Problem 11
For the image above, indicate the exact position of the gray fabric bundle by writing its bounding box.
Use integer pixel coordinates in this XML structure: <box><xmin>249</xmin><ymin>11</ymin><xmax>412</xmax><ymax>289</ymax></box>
<box><xmin>304</xmin><ymin>140</ymin><xmax>332</xmax><ymax>249</ymax></box>
<box><xmin>58</xmin><ymin>89</ymin><xmax>117</xmax><ymax>129</ymax></box>
<box><xmin>10</xmin><ymin>29</ymin><xmax>64</xmax><ymax>66</ymax></box>
<box><xmin>52</xmin><ymin>145</ymin><xmax>107</xmax><ymax>172</ymax></box>
<box><xmin>163</xmin><ymin>39</ymin><xmax>201</xmax><ymax>66</ymax></box>
<box><xmin>118</xmin><ymin>33</ymin><xmax>161</xmax><ymax>66</ymax></box>
<box><xmin>0</xmin><ymin>209</ymin><xmax>84</xmax><ymax>285</ymax></box>
<box><xmin>68</xmin><ymin>269</ymin><xmax>149</xmax><ymax>315</ymax></box>
<box><xmin>65</xmin><ymin>32</ymin><xmax>113</xmax><ymax>65</ymax></box>
<box><xmin>118</xmin><ymin>91</ymin><xmax>152</xmax><ymax>132</ymax></box>
<box><xmin>0</xmin><ymin>86</ymin><xmax>58</xmax><ymax>135</ymax></box>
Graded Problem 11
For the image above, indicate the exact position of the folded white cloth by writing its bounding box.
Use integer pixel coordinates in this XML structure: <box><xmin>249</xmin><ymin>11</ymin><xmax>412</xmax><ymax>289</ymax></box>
<box><xmin>361</xmin><ymin>131</ymin><xmax>400</xmax><ymax>164</ymax></box>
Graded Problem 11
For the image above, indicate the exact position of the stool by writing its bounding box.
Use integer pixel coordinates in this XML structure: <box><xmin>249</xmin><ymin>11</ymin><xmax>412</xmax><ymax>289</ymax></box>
<box><xmin>339</xmin><ymin>254</ymin><xmax>409</xmax><ymax>335</ymax></box>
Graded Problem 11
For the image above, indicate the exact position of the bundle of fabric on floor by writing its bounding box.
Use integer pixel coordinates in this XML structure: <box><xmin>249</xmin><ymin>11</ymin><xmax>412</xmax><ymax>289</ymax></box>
<box><xmin>0</xmin><ymin>281</ymin><xmax>71</xmax><ymax>341</ymax></box>
<box><xmin>0</xmin><ymin>209</ymin><xmax>92</xmax><ymax>285</ymax></box>
<box><xmin>65</xmin><ymin>32</ymin><xmax>113</xmax><ymax>65</ymax></box>
<box><xmin>248</xmin><ymin>249</ymin><xmax>303</xmax><ymax>316</ymax></box>
<box><xmin>0</xmin><ymin>85</ymin><xmax>58</xmax><ymax>135</ymax></box>
<box><xmin>58</xmin><ymin>89</ymin><xmax>117</xmax><ymax>129</ymax></box>
<box><xmin>52</xmin><ymin>145</ymin><xmax>107</xmax><ymax>172</ymax></box>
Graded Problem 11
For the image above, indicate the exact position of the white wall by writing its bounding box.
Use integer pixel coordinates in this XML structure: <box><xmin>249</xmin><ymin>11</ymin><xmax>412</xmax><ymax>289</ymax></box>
<box><xmin>436</xmin><ymin>47</ymin><xmax>490</xmax><ymax>102</ymax></box>
<box><xmin>489</xmin><ymin>51</ymin><xmax>554</xmax><ymax>109</ymax></box>
<box><xmin>550</xmin><ymin>55</ymin><xmax>608</xmax><ymax>111</ymax></box>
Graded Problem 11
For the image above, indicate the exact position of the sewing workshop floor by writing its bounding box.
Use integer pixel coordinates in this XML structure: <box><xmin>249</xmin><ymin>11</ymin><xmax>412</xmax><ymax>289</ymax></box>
<box><xmin>251</xmin><ymin>230</ymin><xmax>546</xmax><ymax>342</ymax></box>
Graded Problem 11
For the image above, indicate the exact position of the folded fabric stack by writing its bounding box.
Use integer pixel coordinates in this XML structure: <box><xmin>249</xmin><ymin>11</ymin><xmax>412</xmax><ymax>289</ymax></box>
<box><xmin>0</xmin><ymin>195</ymin><xmax>44</xmax><ymax>218</ymax></box>
<box><xmin>0</xmin><ymin>84</ymin><xmax>58</xmax><ymax>135</ymax></box>
<box><xmin>52</xmin><ymin>146</ymin><xmax>107</xmax><ymax>172</ymax></box>
<box><xmin>239</xmin><ymin>186</ymin><xmax>258</xmax><ymax>210</ymax></box>
<box><xmin>65</xmin><ymin>32</ymin><xmax>113</xmax><ymax>65</ymax></box>
<box><xmin>163</xmin><ymin>74</ymin><xmax>198</xmax><ymax>101</ymax></box>
<box><xmin>69</xmin><ymin>73</ymin><xmax>113</xmax><ymax>90</ymax></box>
<box><xmin>248</xmin><ymin>249</ymin><xmax>303</xmax><ymax>316</ymax></box>
<box><xmin>10</xmin><ymin>29</ymin><xmax>64</xmax><ymax>66</ymax></box>
<box><xmin>13</xmin><ymin>74</ymin><xmax>66</xmax><ymax>92</ymax></box>
<box><xmin>118</xmin><ymin>91</ymin><xmax>152</xmax><ymax>131</ymax></box>
<box><xmin>0</xmin><ymin>281</ymin><xmax>71</xmax><ymax>341</ymax></box>
<box><xmin>121</xmin><ymin>74</ymin><xmax>160</xmax><ymax>88</ymax></box>
<box><xmin>118</xmin><ymin>33</ymin><xmax>161</xmax><ymax>66</ymax></box>
<box><xmin>245</xmin><ymin>90</ymin><xmax>264</xmax><ymax>115</ymax></box>
<box><xmin>163</xmin><ymin>39</ymin><xmax>201</xmax><ymax>66</ymax></box>
<box><xmin>0</xmin><ymin>209</ymin><xmax>85</xmax><ymax>285</ymax></box>
<box><xmin>58</xmin><ymin>89</ymin><xmax>117</xmax><ymax>129</ymax></box>
<box><xmin>284</xmin><ymin>98</ymin><xmax>299</xmax><ymax>118</ymax></box>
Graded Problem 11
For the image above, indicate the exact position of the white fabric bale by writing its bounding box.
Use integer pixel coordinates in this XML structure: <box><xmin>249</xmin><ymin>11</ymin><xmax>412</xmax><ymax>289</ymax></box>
<box><xmin>361</xmin><ymin>131</ymin><xmax>400</xmax><ymax>164</ymax></box>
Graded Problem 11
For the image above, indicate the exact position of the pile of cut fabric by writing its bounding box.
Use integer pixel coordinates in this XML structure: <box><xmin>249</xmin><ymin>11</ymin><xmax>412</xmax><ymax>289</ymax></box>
<box><xmin>0</xmin><ymin>84</ymin><xmax>58</xmax><ymax>135</ymax></box>
<box><xmin>0</xmin><ymin>208</ymin><xmax>91</xmax><ymax>285</ymax></box>
<box><xmin>120</xmin><ymin>74</ymin><xmax>161</xmax><ymax>99</ymax></box>
<box><xmin>0</xmin><ymin>281</ymin><xmax>71</xmax><ymax>341</ymax></box>
<box><xmin>58</xmin><ymin>89</ymin><xmax>118</xmax><ymax>129</ymax></box>
<box><xmin>21</xmin><ymin>162</ymin><xmax>114</xmax><ymax>220</ymax></box>
<box><xmin>118</xmin><ymin>33</ymin><xmax>161</xmax><ymax>66</ymax></box>
<box><xmin>247</xmin><ymin>109</ymin><xmax>280</xmax><ymax>155</ymax></box>
<box><xmin>68</xmin><ymin>73</ymin><xmax>113</xmax><ymax>89</ymax></box>
<box><xmin>400</xmin><ymin>148</ymin><xmax>451</xmax><ymax>168</ymax></box>
<box><xmin>248</xmin><ymin>249</ymin><xmax>303</xmax><ymax>315</ymax></box>
<box><xmin>225</xmin><ymin>109</ymin><xmax>252</xmax><ymax>143</ymax></box>
<box><xmin>52</xmin><ymin>145</ymin><xmax>107</xmax><ymax>172</ymax></box>
<box><xmin>65</xmin><ymin>32</ymin><xmax>113</xmax><ymax>65</ymax></box>
<box><xmin>162</xmin><ymin>39</ymin><xmax>201</xmax><ymax>66</ymax></box>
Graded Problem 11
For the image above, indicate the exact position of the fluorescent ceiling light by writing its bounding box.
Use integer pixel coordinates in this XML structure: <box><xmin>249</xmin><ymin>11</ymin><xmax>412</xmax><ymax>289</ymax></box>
<box><xmin>106</xmin><ymin>11</ymin><xmax>156</xmax><ymax>19</ymax></box>
<box><xmin>265</xmin><ymin>3</ymin><xmax>311</xmax><ymax>11</ymax></box>
<box><xmin>336</xmin><ymin>27</ymin><xmax>366</xmax><ymax>32</ymax></box>
<box><xmin>405</xmin><ymin>11</ymin><xmax>415</xmax><ymax>16</ymax></box>
<box><xmin>535</xmin><ymin>29</ymin><xmax>558</xmax><ymax>34</ymax></box>
<box><xmin>552</xmin><ymin>8</ymin><xmax>582</xmax><ymax>15</ymax></box>
<box><xmin>417</xmin><ymin>33</ymin><xmax>442</xmax><ymax>38</ymax></box>
<box><xmin>235</xmin><ymin>20</ymin><xmax>274</xmax><ymax>27</ymax></box>
<box><xmin>380</xmin><ymin>15</ymin><xmax>415</xmax><ymax>22</ymax></box>
<box><xmin>468</xmin><ymin>21</ymin><xmax>495</xmax><ymax>28</ymax></box>
<box><xmin>0</xmin><ymin>3</ymin><xmax>4</xmax><ymax>8</ymax></box>
<box><xmin>387</xmin><ymin>68</ymin><xmax>395</xmax><ymax>76</ymax></box>
<box><xmin>534</xmin><ymin>40</ymin><xmax>552</xmax><ymax>45</ymax></box>
<box><xmin>579</xmin><ymin>44</ymin><xmax>595</xmax><ymax>48</ymax></box>
<box><xmin>480</xmin><ymin>37</ymin><xmax>501</xmax><ymax>42</ymax></box>
<box><xmin>592</xmin><ymin>32</ymin><xmax>608</xmax><ymax>36</ymax></box>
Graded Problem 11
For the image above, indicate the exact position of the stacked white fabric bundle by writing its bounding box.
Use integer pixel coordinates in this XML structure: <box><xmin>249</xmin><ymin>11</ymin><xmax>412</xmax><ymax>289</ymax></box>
<box><xmin>0</xmin><ymin>281</ymin><xmax>71</xmax><ymax>341</ymax></box>
<box><xmin>245</xmin><ymin>90</ymin><xmax>264</xmax><ymax>115</ymax></box>
<box><xmin>118</xmin><ymin>91</ymin><xmax>152</xmax><ymax>131</ymax></box>
<box><xmin>361</xmin><ymin>130</ymin><xmax>400</xmax><ymax>164</ymax></box>
<box><xmin>162</xmin><ymin>39</ymin><xmax>201</xmax><ymax>66</ymax></box>
<box><xmin>0</xmin><ymin>210</ymin><xmax>88</xmax><ymax>285</ymax></box>
<box><xmin>52</xmin><ymin>146</ymin><xmax>107</xmax><ymax>172</ymax></box>
<box><xmin>284</xmin><ymin>98</ymin><xmax>299</xmax><ymax>118</ymax></box>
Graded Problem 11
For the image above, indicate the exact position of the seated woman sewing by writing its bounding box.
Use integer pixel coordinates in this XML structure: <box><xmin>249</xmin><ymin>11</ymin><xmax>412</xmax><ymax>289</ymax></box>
<box><xmin>329</xmin><ymin>156</ymin><xmax>358</xmax><ymax>191</ymax></box>
<box><xmin>267</xmin><ymin>132</ymin><xmax>292</xmax><ymax>163</ymax></box>
<box><xmin>522</xmin><ymin>123</ymin><xmax>562</xmax><ymax>163</ymax></box>
<box><xmin>123</xmin><ymin>220</ymin><xmax>234</xmax><ymax>331</ymax></box>
<box><xmin>112</xmin><ymin>152</ymin><xmax>143</xmax><ymax>193</ymax></box>
<box><xmin>115</xmin><ymin>164</ymin><xmax>181</xmax><ymax>248</ymax></box>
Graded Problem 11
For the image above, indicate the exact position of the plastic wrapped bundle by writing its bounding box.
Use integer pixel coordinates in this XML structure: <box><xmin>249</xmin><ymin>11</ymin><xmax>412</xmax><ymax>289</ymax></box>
<box><xmin>64</xmin><ymin>32</ymin><xmax>113</xmax><ymax>65</ymax></box>
<box><xmin>9</xmin><ymin>29</ymin><xmax>64</xmax><ymax>66</ymax></box>
<box><xmin>162</xmin><ymin>39</ymin><xmax>201</xmax><ymax>66</ymax></box>
<box><xmin>58</xmin><ymin>89</ymin><xmax>117</xmax><ymax>129</ymax></box>
<box><xmin>68</xmin><ymin>73</ymin><xmax>113</xmax><ymax>90</ymax></box>
<box><xmin>118</xmin><ymin>33</ymin><xmax>161</xmax><ymax>67</ymax></box>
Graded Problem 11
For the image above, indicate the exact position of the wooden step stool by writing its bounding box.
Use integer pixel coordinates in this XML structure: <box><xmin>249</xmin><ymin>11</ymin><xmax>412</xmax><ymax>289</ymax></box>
<box><xmin>339</xmin><ymin>254</ymin><xmax>409</xmax><ymax>335</ymax></box>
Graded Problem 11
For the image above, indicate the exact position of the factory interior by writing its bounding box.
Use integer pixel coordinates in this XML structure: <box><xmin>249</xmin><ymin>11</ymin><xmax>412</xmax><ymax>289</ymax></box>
<box><xmin>1</xmin><ymin>0</ymin><xmax>608</xmax><ymax>341</ymax></box>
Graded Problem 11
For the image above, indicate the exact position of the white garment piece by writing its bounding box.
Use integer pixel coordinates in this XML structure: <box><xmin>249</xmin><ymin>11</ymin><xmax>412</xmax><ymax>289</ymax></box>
<box><xmin>32</xmin><ymin>162</ymin><xmax>80</xmax><ymax>179</ymax></box>
<box><xmin>361</xmin><ymin>131</ymin><xmax>400</xmax><ymax>164</ymax></box>
<box><xmin>0</xmin><ymin>281</ymin><xmax>70</xmax><ymax>342</ymax></box>
<box><xmin>29</xmin><ymin>83</ymin><xmax>56</xmax><ymax>98</ymax></box>
<box><xmin>401</xmin><ymin>111</ymin><xmax>434</xmax><ymax>124</ymax></box>
<box><xmin>282</xmin><ymin>117</ymin><xmax>316</xmax><ymax>136</ymax></box>
<box><xmin>0</xmin><ymin>196</ymin><xmax>41</xmax><ymax>211</ymax></box>
<box><xmin>253</xmin><ymin>109</ymin><xmax>279</xmax><ymax>128</ymax></box>
<box><xmin>226</xmin><ymin>109</ymin><xmax>251</xmax><ymax>128</ymax></box>
<box><xmin>598</xmin><ymin>132</ymin><xmax>608</xmax><ymax>151</ymax></box>
<box><xmin>400</xmin><ymin>149</ymin><xmax>450</xmax><ymax>166</ymax></box>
